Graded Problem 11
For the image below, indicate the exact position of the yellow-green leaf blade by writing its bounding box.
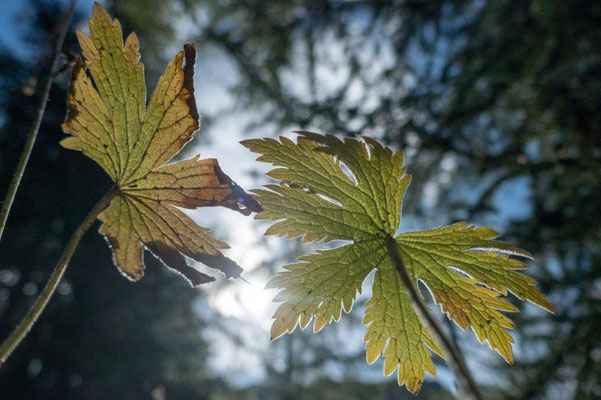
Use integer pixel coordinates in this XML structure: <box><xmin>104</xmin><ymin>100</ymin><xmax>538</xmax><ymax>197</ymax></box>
<box><xmin>77</xmin><ymin>3</ymin><xmax>145</xmax><ymax>177</ymax></box>
<box><xmin>98</xmin><ymin>194</ymin><xmax>242</xmax><ymax>286</ymax></box>
<box><xmin>242</xmin><ymin>133</ymin><xmax>411</xmax><ymax>242</ymax></box>
<box><xmin>62</xmin><ymin>3</ymin><xmax>200</xmax><ymax>186</ymax></box>
<box><xmin>61</xmin><ymin>58</ymin><xmax>119</xmax><ymax>180</ymax></box>
<box><xmin>245</xmin><ymin>130</ymin><xmax>553</xmax><ymax>393</ymax></box>
<box><xmin>252</xmin><ymin>184</ymin><xmax>378</xmax><ymax>242</ymax></box>
<box><xmin>296</xmin><ymin>132</ymin><xmax>409</xmax><ymax>234</ymax></box>
<box><xmin>364</xmin><ymin>264</ymin><xmax>443</xmax><ymax>394</ymax></box>
<box><xmin>62</xmin><ymin>3</ymin><xmax>259</xmax><ymax>285</ymax></box>
<box><xmin>396</xmin><ymin>223</ymin><xmax>553</xmax><ymax>362</ymax></box>
<box><xmin>123</xmin><ymin>43</ymin><xmax>199</xmax><ymax>183</ymax></box>
<box><xmin>242</xmin><ymin>137</ymin><xmax>372</xmax><ymax>216</ymax></box>
<box><xmin>267</xmin><ymin>240</ymin><xmax>387</xmax><ymax>339</ymax></box>
<box><xmin>396</xmin><ymin>223</ymin><xmax>554</xmax><ymax>313</ymax></box>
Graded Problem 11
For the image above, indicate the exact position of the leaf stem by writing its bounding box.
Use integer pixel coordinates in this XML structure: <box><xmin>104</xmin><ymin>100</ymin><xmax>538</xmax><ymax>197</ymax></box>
<box><xmin>385</xmin><ymin>235</ymin><xmax>484</xmax><ymax>400</ymax></box>
<box><xmin>0</xmin><ymin>188</ymin><xmax>116</xmax><ymax>367</ymax></box>
<box><xmin>0</xmin><ymin>0</ymin><xmax>77</xmax><ymax>240</ymax></box>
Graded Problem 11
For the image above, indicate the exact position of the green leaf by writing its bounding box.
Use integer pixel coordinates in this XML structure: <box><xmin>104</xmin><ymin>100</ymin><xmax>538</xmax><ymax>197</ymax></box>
<box><xmin>61</xmin><ymin>3</ymin><xmax>260</xmax><ymax>286</ymax></box>
<box><xmin>242</xmin><ymin>131</ymin><xmax>553</xmax><ymax>393</ymax></box>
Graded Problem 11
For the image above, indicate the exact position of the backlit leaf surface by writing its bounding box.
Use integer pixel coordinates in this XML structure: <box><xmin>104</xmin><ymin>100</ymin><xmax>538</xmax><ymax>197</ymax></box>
<box><xmin>62</xmin><ymin>3</ymin><xmax>260</xmax><ymax>285</ymax></box>
<box><xmin>243</xmin><ymin>131</ymin><xmax>553</xmax><ymax>393</ymax></box>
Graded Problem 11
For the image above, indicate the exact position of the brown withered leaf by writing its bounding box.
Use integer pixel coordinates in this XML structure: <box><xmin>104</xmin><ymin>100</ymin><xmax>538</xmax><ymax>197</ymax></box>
<box><xmin>61</xmin><ymin>3</ymin><xmax>261</xmax><ymax>285</ymax></box>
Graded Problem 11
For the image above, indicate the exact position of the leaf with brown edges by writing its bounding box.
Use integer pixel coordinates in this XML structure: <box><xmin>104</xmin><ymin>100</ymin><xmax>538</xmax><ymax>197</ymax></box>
<box><xmin>62</xmin><ymin>3</ymin><xmax>261</xmax><ymax>285</ymax></box>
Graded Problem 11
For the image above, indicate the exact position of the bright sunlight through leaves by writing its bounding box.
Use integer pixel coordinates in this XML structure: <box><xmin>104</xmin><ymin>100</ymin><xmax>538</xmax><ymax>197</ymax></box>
<box><xmin>243</xmin><ymin>131</ymin><xmax>554</xmax><ymax>393</ymax></box>
<box><xmin>61</xmin><ymin>3</ymin><xmax>261</xmax><ymax>286</ymax></box>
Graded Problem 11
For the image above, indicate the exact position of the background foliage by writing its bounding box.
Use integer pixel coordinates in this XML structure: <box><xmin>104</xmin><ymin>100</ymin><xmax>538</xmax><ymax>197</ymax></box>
<box><xmin>0</xmin><ymin>0</ymin><xmax>598</xmax><ymax>399</ymax></box>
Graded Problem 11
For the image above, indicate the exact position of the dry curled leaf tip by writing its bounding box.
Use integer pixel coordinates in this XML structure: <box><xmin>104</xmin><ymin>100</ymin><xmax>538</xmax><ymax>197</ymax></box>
<box><xmin>62</xmin><ymin>3</ymin><xmax>258</xmax><ymax>286</ymax></box>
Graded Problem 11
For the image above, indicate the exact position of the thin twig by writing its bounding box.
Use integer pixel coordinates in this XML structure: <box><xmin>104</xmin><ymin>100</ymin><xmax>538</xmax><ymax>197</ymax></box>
<box><xmin>0</xmin><ymin>188</ymin><xmax>116</xmax><ymax>367</ymax></box>
<box><xmin>0</xmin><ymin>0</ymin><xmax>77</xmax><ymax>240</ymax></box>
<box><xmin>385</xmin><ymin>236</ymin><xmax>484</xmax><ymax>400</ymax></box>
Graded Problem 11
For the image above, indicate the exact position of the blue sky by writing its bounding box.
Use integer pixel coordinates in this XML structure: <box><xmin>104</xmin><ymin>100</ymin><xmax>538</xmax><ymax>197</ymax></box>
<box><xmin>0</xmin><ymin>1</ymin><xmax>23</xmax><ymax>55</ymax></box>
<box><xmin>0</xmin><ymin>0</ymin><xmax>95</xmax><ymax>58</ymax></box>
